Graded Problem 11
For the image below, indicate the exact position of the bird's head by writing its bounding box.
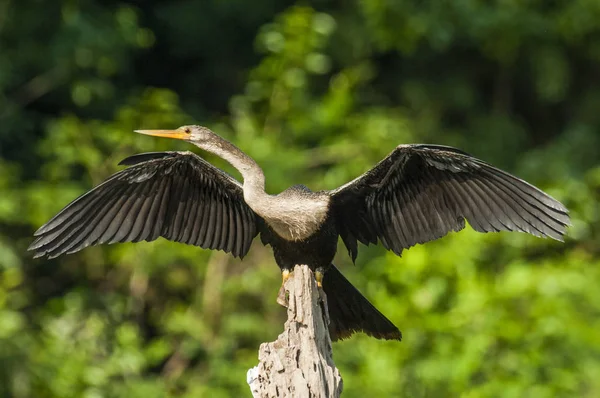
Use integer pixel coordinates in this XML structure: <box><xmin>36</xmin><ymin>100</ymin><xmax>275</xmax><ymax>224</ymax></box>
<box><xmin>135</xmin><ymin>125</ymin><xmax>217</xmax><ymax>145</ymax></box>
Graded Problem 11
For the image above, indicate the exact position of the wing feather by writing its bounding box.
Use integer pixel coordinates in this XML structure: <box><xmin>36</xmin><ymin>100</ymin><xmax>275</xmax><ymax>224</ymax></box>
<box><xmin>125</xmin><ymin>176</ymin><xmax>157</xmax><ymax>242</ymax></box>
<box><xmin>331</xmin><ymin>144</ymin><xmax>569</xmax><ymax>260</ymax></box>
<box><xmin>179</xmin><ymin>177</ymin><xmax>199</xmax><ymax>245</ymax></box>
<box><xmin>217</xmin><ymin>196</ymin><xmax>228</xmax><ymax>252</ymax></box>
<box><xmin>29</xmin><ymin>151</ymin><xmax>259</xmax><ymax>258</ymax></box>
<box><xmin>197</xmin><ymin>187</ymin><xmax>213</xmax><ymax>247</ymax></box>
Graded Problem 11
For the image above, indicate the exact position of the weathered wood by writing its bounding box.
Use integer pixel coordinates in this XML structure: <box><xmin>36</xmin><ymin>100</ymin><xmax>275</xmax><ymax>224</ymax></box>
<box><xmin>247</xmin><ymin>264</ymin><xmax>343</xmax><ymax>398</ymax></box>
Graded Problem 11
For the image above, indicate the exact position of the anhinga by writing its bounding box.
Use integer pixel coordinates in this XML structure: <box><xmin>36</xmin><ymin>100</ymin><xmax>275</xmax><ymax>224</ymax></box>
<box><xmin>29</xmin><ymin>126</ymin><xmax>570</xmax><ymax>341</ymax></box>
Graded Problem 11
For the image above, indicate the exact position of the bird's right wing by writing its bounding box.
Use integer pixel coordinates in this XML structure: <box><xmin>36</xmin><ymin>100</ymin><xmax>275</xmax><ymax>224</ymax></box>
<box><xmin>330</xmin><ymin>144</ymin><xmax>570</xmax><ymax>262</ymax></box>
<box><xmin>29</xmin><ymin>151</ymin><xmax>259</xmax><ymax>259</ymax></box>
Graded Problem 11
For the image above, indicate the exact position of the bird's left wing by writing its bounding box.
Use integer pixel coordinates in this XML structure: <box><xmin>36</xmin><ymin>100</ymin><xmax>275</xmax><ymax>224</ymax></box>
<box><xmin>29</xmin><ymin>151</ymin><xmax>259</xmax><ymax>259</ymax></box>
<box><xmin>329</xmin><ymin>144</ymin><xmax>570</xmax><ymax>262</ymax></box>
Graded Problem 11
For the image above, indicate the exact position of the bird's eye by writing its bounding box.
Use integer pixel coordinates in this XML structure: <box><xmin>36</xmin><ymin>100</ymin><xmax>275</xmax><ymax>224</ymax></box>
<box><xmin>184</xmin><ymin>127</ymin><xmax>191</xmax><ymax>133</ymax></box>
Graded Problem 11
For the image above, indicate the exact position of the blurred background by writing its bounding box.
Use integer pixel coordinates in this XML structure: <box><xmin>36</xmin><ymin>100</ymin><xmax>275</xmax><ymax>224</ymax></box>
<box><xmin>1</xmin><ymin>1</ymin><xmax>599</xmax><ymax>397</ymax></box>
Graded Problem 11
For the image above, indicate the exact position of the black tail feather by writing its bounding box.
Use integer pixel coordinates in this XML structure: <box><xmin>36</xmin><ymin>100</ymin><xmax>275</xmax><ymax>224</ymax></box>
<box><xmin>322</xmin><ymin>264</ymin><xmax>402</xmax><ymax>342</ymax></box>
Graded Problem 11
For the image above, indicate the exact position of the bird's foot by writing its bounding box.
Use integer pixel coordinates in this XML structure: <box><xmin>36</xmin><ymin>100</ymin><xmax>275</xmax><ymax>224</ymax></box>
<box><xmin>315</xmin><ymin>269</ymin><xmax>330</xmax><ymax>326</ymax></box>
<box><xmin>276</xmin><ymin>270</ymin><xmax>293</xmax><ymax>307</ymax></box>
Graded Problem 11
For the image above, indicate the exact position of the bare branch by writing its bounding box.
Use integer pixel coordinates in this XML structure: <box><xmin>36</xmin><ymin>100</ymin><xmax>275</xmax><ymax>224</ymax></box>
<box><xmin>248</xmin><ymin>264</ymin><xmax>343</xmax><ymax>398</ymax></box>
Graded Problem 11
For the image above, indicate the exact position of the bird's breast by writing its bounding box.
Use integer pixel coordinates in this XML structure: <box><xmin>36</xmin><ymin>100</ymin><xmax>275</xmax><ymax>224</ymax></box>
<box><xmin>260</xmin><ymin>197</ymin><xmax>331</xmax><ymax>241</ymax></box>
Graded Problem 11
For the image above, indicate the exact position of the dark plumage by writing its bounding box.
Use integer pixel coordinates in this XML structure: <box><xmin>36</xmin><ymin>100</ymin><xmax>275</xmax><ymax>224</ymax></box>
<box><xmin>30</xmin><ymin>152</ymin><xmax>257</xmax><ymax>259</ymax></box>
<box><xmin>29</xmin><ymin>126</ymin><xmax>570</xmax><ymax>342</ymax></box>
<box><xmin>330</xmin><ymin>144</ymin><xmax>569</xmax><ymax>261</ymax></box>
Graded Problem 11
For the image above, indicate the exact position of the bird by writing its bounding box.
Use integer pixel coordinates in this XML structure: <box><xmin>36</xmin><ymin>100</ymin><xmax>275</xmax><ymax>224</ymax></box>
<box><xmin>29</xmin><ymin>125</ymin><xmax>570</xmax><ymax>341</ymax></box>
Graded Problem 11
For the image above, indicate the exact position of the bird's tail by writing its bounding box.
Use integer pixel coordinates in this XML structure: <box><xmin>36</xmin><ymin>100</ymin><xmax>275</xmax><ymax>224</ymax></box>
<box><xmin>322</xmin><ymin>264</ymin><xmax>402</xmax><ymax>342</ymax></box>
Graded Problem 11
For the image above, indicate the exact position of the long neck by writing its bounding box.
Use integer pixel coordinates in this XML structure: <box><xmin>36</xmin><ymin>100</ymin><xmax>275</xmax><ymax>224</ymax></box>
<box><xmin>196</xmin><ymin>137</ymin><xmax>271</xmax><ymax>210</ymax></box>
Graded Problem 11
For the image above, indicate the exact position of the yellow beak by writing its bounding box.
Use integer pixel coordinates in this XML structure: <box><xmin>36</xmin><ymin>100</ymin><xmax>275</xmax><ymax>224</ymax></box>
<box><xmin>134</xmin><ymin>129</ymin><xmax>191</xmax><ymax>140</ymax></box>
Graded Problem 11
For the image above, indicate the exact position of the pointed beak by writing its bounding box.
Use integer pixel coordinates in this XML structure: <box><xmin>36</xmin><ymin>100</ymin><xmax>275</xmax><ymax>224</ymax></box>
<box><xmin>134</xmin><ymin>129</ymin><xmax>191</xmax><ymax>140</ymax></box>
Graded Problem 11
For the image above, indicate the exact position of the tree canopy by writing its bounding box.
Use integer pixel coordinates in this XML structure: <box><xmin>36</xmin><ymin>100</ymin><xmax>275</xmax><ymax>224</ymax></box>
<box><xmin>0</xmin><ymin>1</ymin><xmax>599</xmax><ymax>397</ymax></box>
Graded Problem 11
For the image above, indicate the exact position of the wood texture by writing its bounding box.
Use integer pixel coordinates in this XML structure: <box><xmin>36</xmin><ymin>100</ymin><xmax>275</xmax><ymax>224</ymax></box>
<box><xmin>248</xmin><ymin>265</ymin><xmax>343</xmax><ymax>398</ymax></box>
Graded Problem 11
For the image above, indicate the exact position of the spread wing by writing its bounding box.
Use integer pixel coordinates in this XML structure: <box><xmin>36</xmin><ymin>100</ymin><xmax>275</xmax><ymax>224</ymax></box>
<box><xmin>330</xmin><ymin>144</ymin><xmax>570</xmax><ymax>261</ymax></box>
<box><xmin>29</xmin><ymin>151</ymin><xmax>259</xmax><ymax>259</ymax></box>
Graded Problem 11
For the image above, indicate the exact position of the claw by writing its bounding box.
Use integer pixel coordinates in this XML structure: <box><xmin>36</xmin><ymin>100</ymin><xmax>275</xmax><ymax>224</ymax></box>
<box><xmin>282</xmin><ymin>269</ymin><xmax>291</xmax><ymax>283</ymax></box>
<box><xmin>315</xmin><ymin>270</ymin><xmax>323</xmax><ymax>288</ymax></box>
<box><xmin>277</xmin><ymin>269</ymin><xmax>293</xmax><ymax>307</ymax></box>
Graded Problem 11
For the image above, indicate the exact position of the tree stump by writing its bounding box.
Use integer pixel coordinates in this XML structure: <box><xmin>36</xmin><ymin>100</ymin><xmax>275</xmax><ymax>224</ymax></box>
<box><xmin>247</xmin><ymin>264</ymin><xmax>343</xmax><ymax>397</ymax></box>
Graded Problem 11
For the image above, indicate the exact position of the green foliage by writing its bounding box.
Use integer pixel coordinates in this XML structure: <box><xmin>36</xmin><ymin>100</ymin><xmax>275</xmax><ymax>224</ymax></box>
<box><xmin>1</xmin><ymin>1</ymin><xmax>599</xmax><ymax>397</ymax></box>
